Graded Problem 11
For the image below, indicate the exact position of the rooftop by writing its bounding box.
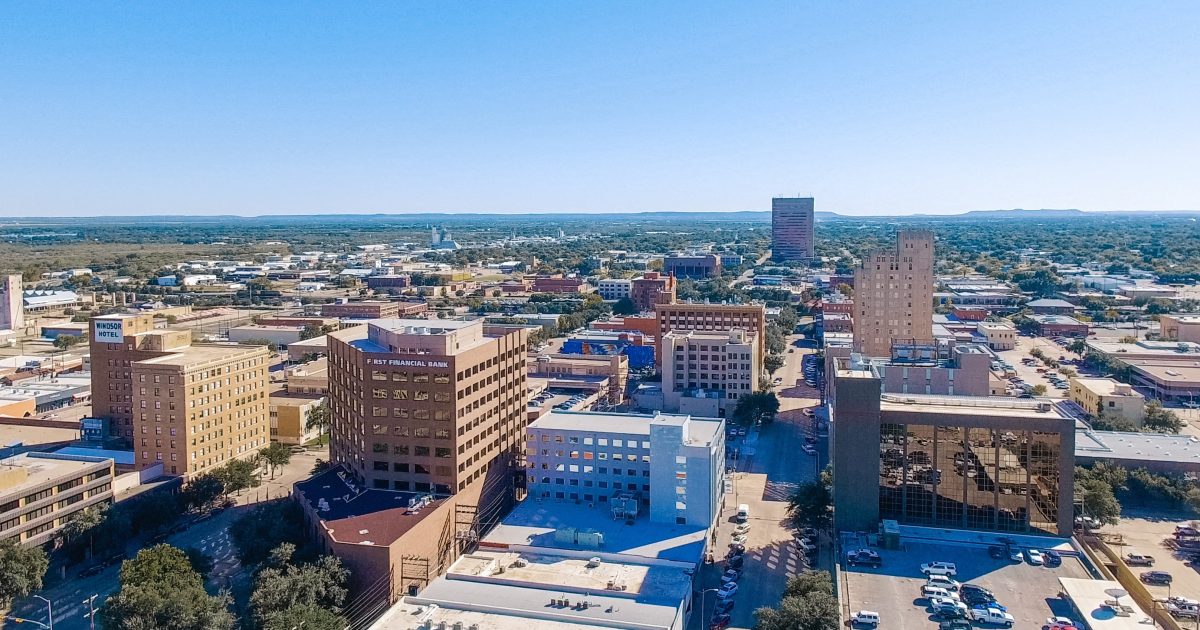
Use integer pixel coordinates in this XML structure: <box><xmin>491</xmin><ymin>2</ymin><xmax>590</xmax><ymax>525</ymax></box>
<box><xmin>1076</xmin><ymin>429</ymin><xmax>1200</xmax><ymax>464</ymax></box>
<box><xmin>0</xmin><ymin>452</ymin><xmax>111</xmax><ymax>496</ymax></box>
<box><xmin>293</xmin><ymin>464</ymin><xmax>444</xmax><ymax>546</ymax></box>
<box><xmin>1057</xmin><ymin>577</ymin><xmax>1152</xmax><ymax>630</ymax></box>
<box><xmin>1027</xmin><ymin>298</ymin><xmax>1078</xmax><ymax>308</ymax></box>
<box><xmin>528</xmin><ymin>411</ymin><xmax>722</xmax><ymax>447</ymax></box>
<box><xmin>1127</xmin><ymin>361</ymin><xmax>1200</xmax><ymax>383</ymax></box>
<box><xmin>447</xmin><ymin>549</ymin><xmax>691</xmax><ymax>602</ymax></box>
<box><xmin>371</xmin><ymin>318</ymin><xmax>481</xmax><ymax>334</ymax></box>
<box><xmin>483</xmin><ymin>499</ymin><xmax>707</xmax><ymax>565</ymax></box>
<box><xmin>1030</xmin><ymin>314</ymin><xmax>1086</xmax><ymax>325</ymax></box>
<box><xmin>135</xmin><ymin>343</ymin><xmax>267</xmax><ymax>368</ymax></box>
<box><xmin>878</xmin><ymin>393</ymin><xmax>1072</xmax><ymax>420</ymax></box>
<box><xmin>1069</xmin><ymin>377</ymin><xmax>1143</xmax><ymax>397</ymax></box>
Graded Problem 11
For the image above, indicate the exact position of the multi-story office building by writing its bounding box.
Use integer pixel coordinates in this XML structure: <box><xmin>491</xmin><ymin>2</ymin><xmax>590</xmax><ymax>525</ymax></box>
<box><xmin>0</xmin><ymin>452</ymin><xmax>116</xmax><ymax>546</ymax></box>
<box><xmin>326</xmin><ymin>318</ymin><xmax>528</xmax><ymax>496</ymax></box>
<box><xmin>661</xmin><ymin>328</ymin><xmax>760</xmax><ymax>417</ymax></box>
<box><xmin>829</xmin><ymin>357</ymin><xmax>1074</xmax><ymax>536</ymax></box>
<box><xmin>524</xmin><ymin>410</ymin><xmax>724</xmax><ymax>527</ymax></box>
<box><xmin>630</xmin><ymin>271</ymin><xmax>677</xmax><ymax>312</ymax></box>
<box><xmin>772</xmin><ymin>197</ymin><xmax>815</xmax><ymax>261</ymax></box>
<box><xmin>663</xmin><ymin>255</ymin><xmax>721</xmax><ymax>279</ymax></box>
<box><xmin>654</xmin><ymin>302</ymin><xmax>766</xmax><ymax>366</ymax></box>
<box><xmin>852</xmin><ymin>230</ymin><xmax>935</xmax><ymax>357</ymax></box>
<box><xmin>595</xmin><ymin>278</ymin><xmax>632</xmax><ymax>301</ymax></box>
<box><xmin>321</xmin><ymin>300</ymin><xmax>420</xmax><ymax>320</ymax></box>
<box><xmin>90</xmin><ymin>314</ymin><xmax>271</xmax><ymax>476</ymax></box>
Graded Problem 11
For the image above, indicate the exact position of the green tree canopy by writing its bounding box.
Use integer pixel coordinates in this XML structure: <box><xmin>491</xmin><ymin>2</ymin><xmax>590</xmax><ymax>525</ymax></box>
<box><xmin>0</xmin><ymin>539</ymin><xmax>48</xmax><ymax>609</ymax></box>
<box><xmin>100</xmin><ymin>544</ymin><xmax>234</xmax><ymax>630</ymax></box>
<box><xmin>731</xmin><ymin>391</ymin><xmax>781</xmax><ymax>426</ymax></box>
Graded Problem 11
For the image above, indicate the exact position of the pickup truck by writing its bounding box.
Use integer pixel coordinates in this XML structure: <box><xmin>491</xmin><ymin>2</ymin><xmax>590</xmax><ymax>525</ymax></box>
<box><xmin>971</xmin><ymin>607</ymin><xmax>1014</xmax><ymax>627</ymax></box>
<box><xmin>1125</xmin><ymin>553</ymin><xmax>1155</xmax><ymax>566</ymax></box>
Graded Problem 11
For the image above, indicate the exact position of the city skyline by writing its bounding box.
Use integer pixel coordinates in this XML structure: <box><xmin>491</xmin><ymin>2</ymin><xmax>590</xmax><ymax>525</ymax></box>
<box><xmin>2</xmin><ymin>2</ymin><xmax>1198</xmax><ymax>217</ymax></box>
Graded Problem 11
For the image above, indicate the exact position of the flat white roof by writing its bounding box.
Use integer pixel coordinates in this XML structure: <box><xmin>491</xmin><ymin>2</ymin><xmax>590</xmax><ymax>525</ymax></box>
<box><xmin>1057</xmin><ymin>577</ymin><xmax>1152</xmax><ymax>629</ymax></box>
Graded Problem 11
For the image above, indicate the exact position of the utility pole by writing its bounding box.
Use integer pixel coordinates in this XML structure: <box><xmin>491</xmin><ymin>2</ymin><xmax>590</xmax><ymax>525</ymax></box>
<box><xmin>82</xmin><ymin>594</ymin><xmax>98</xmax><ymax>630</ymax></box>
<box><xmin>33</xmin><ymin>595</ymin><xmax>54</xmax><ymax>630</ymax></box>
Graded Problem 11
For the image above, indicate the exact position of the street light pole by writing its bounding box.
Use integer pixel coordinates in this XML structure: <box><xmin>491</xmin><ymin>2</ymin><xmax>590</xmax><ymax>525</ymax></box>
<box><xmin>82</xmin><ymin>594</ymin><xmax>98</xmax><ymax>630</ymax></box>
<box><xmin>699</xmin><ymin>587</ymin><xmax>720</xmax><ymax>630</ymax></box>
<box><xmin>33</xmin><ymin>595</ymin><xmax>53</xmax><ymax>630</ymax></box>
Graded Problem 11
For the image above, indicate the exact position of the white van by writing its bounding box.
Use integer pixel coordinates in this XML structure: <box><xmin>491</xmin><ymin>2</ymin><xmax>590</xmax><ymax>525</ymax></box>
<box><xmin>736</xmin><ymin>504</ymin><xmax>750</xmax><ymax>522</ymax></box>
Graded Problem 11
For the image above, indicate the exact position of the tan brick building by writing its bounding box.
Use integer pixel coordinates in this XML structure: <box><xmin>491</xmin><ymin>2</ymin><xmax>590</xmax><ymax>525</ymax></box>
<box><xmin>90</xmin><ymin>314</ymin><xmax>271</xmax><ymax>477</ymax></box>
<box><xmin>326</xmin><ymin>319</ymin><xmax>528</xmax><ymax>495</ymax></box>
<box><xmin>654</xmin><ymin>302</ymin><xmax>766</xmax><ymax>366</ymax></box>
<box><xmin>852</xmin><ymin>230</ymin><xmax>935</xmax><ymax>357</ymax></box>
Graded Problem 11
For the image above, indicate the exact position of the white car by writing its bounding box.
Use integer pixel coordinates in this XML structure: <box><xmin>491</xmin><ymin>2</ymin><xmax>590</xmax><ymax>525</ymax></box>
<box><xmin>921</xmin><ymin>585</ymin><xmax>958</xmax><ymax>600</ymax></box>
<box><xmin>1044</xmin><ymin>617</ymin><xmax>1081</xmax><ymax>630</ymax></box>
<box><xmin>796</xmin><ymin>538</ymin><xmax>817</xmax><ymax>553</ymax></box>
<box><xmin>920</xmin><ymin>561</ymin><xmax>958</xmax><ymax>576</ymax></box>
<box><xmin>731</xmin><ymin>534</ymin><xmax>748</xmax><ymax>545</ymax></box>
<box><xmin>972</xmin><ymin>607</ymin><xmax>1014</xmax><ymax>627</ymax></box>
<box><xmin>850</xmin><ymin>611</ymin><xmax>879</xmax><ymax>627</ymax></box>
<box><xmin>716</xmin><ymin>582</ymin><xmax>738</xmax><ymax>599</ymax></box>
<box><xmin>734</xmin><ymin>523</ymin><xmax>751</xmax><ymax>535</ymax></box>
<box><xmin>929</xmin><ymin>596</ymin><xmax>967</xmax><ymax>612</ymax></box>
<box><xmin>1026</xmin><ymin>549</ymin><xmax>1044</xmax><ymax>565</ymax></box>
<box><xmin>926</xmin><ymin>574</ymin><xmax>961</xmax><ymax>590</ymax></box>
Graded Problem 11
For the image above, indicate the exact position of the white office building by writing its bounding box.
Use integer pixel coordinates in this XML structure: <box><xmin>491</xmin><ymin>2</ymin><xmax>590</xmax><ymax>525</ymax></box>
<box><xmin>661</xmin><ymin>328</ymin><xmax>760</xmax><ymax>417</ymax></box>
<box><xmin>596</xmin><ymin>278</ymin><xmax>633</xmax><ymax>301</ymax></box>
<box><xmin>525</xmin><ymin>410</ymin><xmax>724</xmax><ymax>527</ymax></box>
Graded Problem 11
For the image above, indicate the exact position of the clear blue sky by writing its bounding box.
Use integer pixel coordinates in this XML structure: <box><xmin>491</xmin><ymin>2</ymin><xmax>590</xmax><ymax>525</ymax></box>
<box><xmin>1</xmin><ymin>2</ymin><xmax>1197</xmax><ymax>217</ymax></box>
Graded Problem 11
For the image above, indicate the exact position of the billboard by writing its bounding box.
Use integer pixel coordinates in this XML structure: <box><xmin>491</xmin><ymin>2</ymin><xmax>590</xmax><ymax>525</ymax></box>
<box><xmin>93</xmin><ymin>318</ymin><xmax>124</xmax><ymax>343</ymax></box>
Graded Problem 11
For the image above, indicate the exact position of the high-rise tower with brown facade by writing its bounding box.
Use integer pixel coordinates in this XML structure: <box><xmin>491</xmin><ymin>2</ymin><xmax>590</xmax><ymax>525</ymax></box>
<box><xmin>852</xmin><ymin>230</ymin><xmax>935</xmax><ymax>357</ymax></box>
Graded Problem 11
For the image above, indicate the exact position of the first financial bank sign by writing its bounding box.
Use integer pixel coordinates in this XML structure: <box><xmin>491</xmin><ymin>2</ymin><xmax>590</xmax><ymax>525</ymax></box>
<box><xmin>368</xmin><ymin>358</ymin><xmax>450</xmax><ymax>369</ymax></box>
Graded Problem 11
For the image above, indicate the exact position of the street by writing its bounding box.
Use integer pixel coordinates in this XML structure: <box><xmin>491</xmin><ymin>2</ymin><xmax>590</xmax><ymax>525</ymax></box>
<box><xmin>690</xmin><ymin>335</ymin><xmax>826</xmax><ymax>630</ymax></box>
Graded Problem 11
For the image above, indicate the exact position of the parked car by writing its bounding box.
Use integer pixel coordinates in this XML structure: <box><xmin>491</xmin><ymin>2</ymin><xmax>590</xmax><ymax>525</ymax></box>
<box><xmin>713</xmin><ymin>598</ymin><xmax>734</xmax><ymax>615</ymax></box>
<box><xmin>710</xmin><ymin>614</ymin><xmax>732</xmax><ymax>630</ymax></box>
<box><xmin>926</xmin><ymin>574</ymin><xmax>961</xmax><ymax>590</ymax></box>
<box><xmin>1044</xmin><ymin>550</ymin><xmax>1062</xmax><ymax>566</ymax></box>
<box><xmin>960</xmin><ymin>584</ymin><xmax>994</xmax><ymax>600</ymax></box>
<box><xmin>801</xmin><ymin>445</ymin><xmax>817</xmax><ymax>455</ymax></box>
<box><xmin>939</xmin><ymin>621</ymin><xmax>973</xmax><ymax>630</ymax></box>
<box><xmin>921</xmin><ymin>561</ymin><xmax>958</xmax><ymax>576</ymax></box>
<box><xmin>1141</xmin><ymin>570</ymin><xmax>1173</xmax><ymax>585</ymax></box>
<box><xmin>1125</xmin><ymin>553</ymin><xmax>1155</xmax><ymax>566</ymax></box>
<box><xmin>850</xmin><ymin>611</ymin><xmax>880</xmax><ymax>627</ymax></box>
<box><xmin>716</xmin><ymin>583</ymin><xmax>738</xmax><ymax>599</ymax></box>
<box><xmin>1008</xmin><ymin>546</ymin><xmax>1023</xmax><ymax>562</ymax></box>
<box><xmin>796</xmin><ymin>538</ymin><xmax>817</xmax><ymax>553</ymax></box>
<box><xmin>731</xmin><ymin>533</ymin><xmax>748</xmax><ymax>545</ymax></box>
<box><xmin>847</xmin><ymin>549</ymin><xmax>882</xmax><ymax>567</ymax></box>
<box><xmin>726</xmin><ymin>555</ymin><xmax>744</xmax><ymax>569</ymax></box>
<box><xmin>971</xmin><ymin>607</ymin><xmax>1015</xmax><ymax>627</ymax></box>
<box><xmin>988</xmin><ymin>545</ymin><xmax>1006</xmax><ymax>559</ymax></box>
<box><xmin>930</xmin><ymin>597</ymin><xmax>968</xmax><ymax>615</ymax></box>
<box><xmin>721</xmin><ymin>568</ymin><xmax>741</xmax><ymax>583</ymax></box>
<box><xmin>922</xmin><ymin>585</ymin><xmax>958</xmax><ymax>600</ymax></box>
<box><xmin>1044</xmin><ymin>616</ymin><xmax>1082</xmax><ymax>630</ymax></box>
<box><xmin>1025</xmin><ymin>549</ymin><xmax>1045</xmax><ymax>565</ymax></box>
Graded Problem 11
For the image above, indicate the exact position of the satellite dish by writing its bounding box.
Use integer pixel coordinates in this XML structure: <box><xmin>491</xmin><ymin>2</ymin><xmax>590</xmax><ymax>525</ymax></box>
<box><xmin>1104</xmin><ymin>588</ymin><xmax>1128</xmax><ymax>600</ymax></box>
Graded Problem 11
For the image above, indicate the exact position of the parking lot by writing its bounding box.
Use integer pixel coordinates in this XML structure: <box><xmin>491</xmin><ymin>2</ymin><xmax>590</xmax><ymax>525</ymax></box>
<box><xmin>1111</xmin><ymin>514</ymin><xmax>1200</xmax><ymax>602</ymax></box>
<box><xmin>995</xmin><ymin>335</ymin><xmax>1085</xmax><ymax>399</ymax></box>
<box><xmin>843</xmin><ymin>538</ymin><xmax>1092</xmax><ymax>629</ymax></box>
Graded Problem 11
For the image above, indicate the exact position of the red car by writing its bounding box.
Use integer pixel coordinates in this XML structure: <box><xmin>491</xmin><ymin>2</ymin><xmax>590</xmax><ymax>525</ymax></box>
<box><xmin>710</xmin><ymin>614</ymin><xmax>732</xmax><ymax>630</ymax></box>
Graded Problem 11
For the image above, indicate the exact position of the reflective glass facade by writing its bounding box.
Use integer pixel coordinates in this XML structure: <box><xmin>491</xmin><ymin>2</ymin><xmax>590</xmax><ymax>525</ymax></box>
<box><xmin>878</xmin><ymin>422</ymin><xmax>1063</xmax><ymax>535</ymax></box>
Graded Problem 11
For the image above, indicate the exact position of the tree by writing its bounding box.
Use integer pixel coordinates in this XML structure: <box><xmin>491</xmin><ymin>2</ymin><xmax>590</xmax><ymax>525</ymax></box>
<box><xmin>261</xmin><ymin>605</ymin><xmax>347</xmax><ymax>630</ymax></box>
<box><xmin>1077</xmin><ymin>477</ymin><xmax>1122</xmax><ymax>525</ymax></box>
<box><xmin>1030</xmin><ymin>384</ymin><xmax>1048</xmax><ymax>396</ymax></box>
<box><xmin>182</xmin><ymin>473</ymin><xmax>226</xmax><ymax>513</ymax></box>
<box><xmin>100</xmin><ymin>545</ymin><xmax>234</xmax><ymax>630</ymax></box>
<box><xmin>259</xmin><ymin>443</ymin><xmax>292</xmax><ymax>479</ymax></box>
<box><xmin>129</xmin><ymin>492</ymin><xmax>182</xmax><ymax>535</ymax></box>
<box><xmin>754</xmin><ymin>571</ymin><xmax>839</xmax><ymax>630</ymax></box>
<box><xmin>1144</xmin><ymin>400</ymin><xmax>1186</xmax><ymax>434</ymax></box>
<box><xmin>61</xmin><ymin>503</ymin><xmax>129</xmax><ymax>560</ymax></box>
<box><xmin>216</xmin><ymin>458</ymin><xmax>260</xmax><ymax>495</ymax></box>
<box><xmin>786</xmin><ymin>480</ymin><xmax>833</xmax><ymax>531</ymax></box>
<box><xmin>731</xmin><ymin>391</ymin><xmax>781</xmax><ymax>426</ymax></box>
<box><xmin>53</xmin><ymin>334</ymin><xmax>82</xmax><ymax>351</ymax></box>
<box><xmin>299</xmin><ymin>323</ymin><xmax>326</xmax><ymax>341</ymax></box>
<box><xmin>230</xmin><ymin>501</ymin><xmax>309</xmax><ymax>567</ymax></box>
<box><xmin>184</xmin><ymin>547</ymin><xmax>214</xmax><ymax>578</ymax></box>
<box><xmin>305</xmin><ymin>400</ymin><xmax>331</xmax><ymax>445</ymax></box>
<box><xmin>250</xmin><ymin>547</ymin><xmax>350</xmax><ymax>629</ymax></box>
<box><xmin>0</xmin><ymin>539</ymin><xmax>48</xmax><ymax>609</ymax></box>
<box><xmin>776</xmin><ymin>307</ymin><xmax>800</xmax><ymax>334</ymax></box>
<box><xmin>612</xmin><ymin>297</ymin><xmax>637</xmax><ymax>315</ymax></box>
<box><xmin>764</xmin><ymin>353</ymin><xmax>786</xmax><ymax>375</ymax></box>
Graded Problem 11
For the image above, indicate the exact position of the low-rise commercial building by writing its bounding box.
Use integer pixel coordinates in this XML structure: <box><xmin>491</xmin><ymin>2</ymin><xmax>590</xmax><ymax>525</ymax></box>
<box><xmin>531</xmin><ymin>275</ymin><xmax>585</xmax><ymax>294</ymax></box>
<box><xmin>228</xmin><ymin>324</ymin><xmax>305</xmax><ymax>348</ymax></box>
<box><xmin>321</xmin><ymin>300</ymin><xmax>407</xmax><ymax>319</ymax></box>
<box><xmin>528</xmin><ymin>353</ymin><xmax>628</xmax><ymax>405</ymax></box>
<box><xmin>0</xmin><ymin>452</ymin><xmax>115</xmax><ymax>546</ymax></box>
<box><xmin>524</xmin><ymin>410</ymin><xmax>724</xmax><ymax>528</ymax></box>
<box><xmin>284</xmin><ymin>358</ymin><xmax>329</xmax><ymax>395</ymax></box>
<box><xmin>561</xmin><ymin>332</ymin><xmax>656</xmax><ymax>370</ymax></box>
<box><xmin>661</xmin><ymin>329</ymin><xmax>760</xmax><ymax>417</ymax></box>
<box><xmin>1026</xmin><ymin>299</ymin><xmax>1079</xmax><ymax>315</ymax></box>
<box><xmin>976</xmin><ymin>321</ymin><xmax>1017</xmax><ymax>350</ymax></box>
<box><xmin>830</xmin><ymin>358</ymin><xmax>1075</xmax><ymax>536</ymax></box>
<box><xmin>1068</xmin><ymin>377</ymin><xmax>1145</xmax><ymax>426</ymax></box>
<box><xmin>1030</xmin><ymin>314</ymin><xmax>1089</xmax><ymax>338</ymax></box>
<box><xmin>663</xmin><ymin>255</ymin><xmax>721</xmax><ymax>279</ymax></box>
<box><xmin>269</xmin><ymin>385</ymin><xmax>325</xmax><ymax>445</ymax></box>
<box><xmin>590</xmin><ymin>315</ymin><xmax>659</xmax><ymax>337</ymax></box>
<box><xmin>845</xmin><ymin>342</ymin><xmax>1004</xmax><ymax>397</ymax></box>
<box><xmin>1158</xmin><ymin>314</ymin><xmax>1200</xmax><ymax>343</ymax></box>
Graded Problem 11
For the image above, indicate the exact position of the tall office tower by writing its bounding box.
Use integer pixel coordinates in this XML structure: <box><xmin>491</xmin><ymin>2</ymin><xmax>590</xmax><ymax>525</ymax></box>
<box><xmin>89</xmin><ymin>314</ymin><xmax>271</xmax><ymax>476</ymax></box>
<box><xmin>852</xmin><ymin>230</ymin><xmax>935</xmax><ymax>357</ymax></box>
<box><xmin>772</xmin><ymin>197</ymin><xmax>816</xmax><ymax>261</ymax></box>
<box><xmin>326</xmin><ymin>319</ymin><xmax>528</xmax><ymax>496</ymax></box>
<box><xmin>0</xmin><ymin>275</ymin><xmax>23</xmax><ymax>331</ymax></box>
